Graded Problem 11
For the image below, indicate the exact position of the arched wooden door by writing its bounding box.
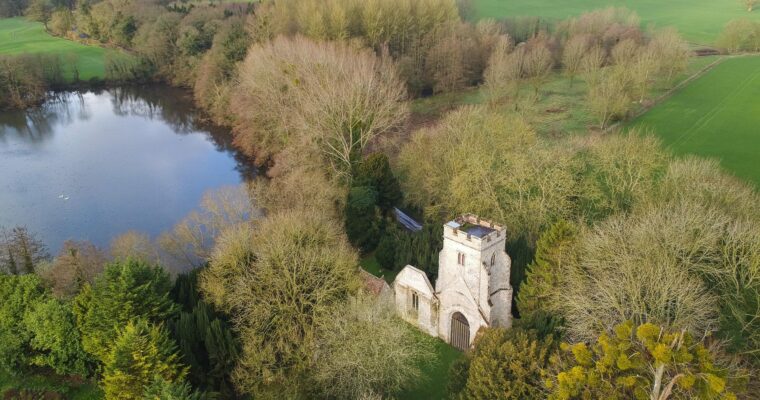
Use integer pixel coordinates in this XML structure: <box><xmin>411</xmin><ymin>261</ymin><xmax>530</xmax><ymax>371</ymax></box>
<box><xmin>450</xmin><ymin>312</ymin><xmax>470</xmax><ymax>351</ymax></box>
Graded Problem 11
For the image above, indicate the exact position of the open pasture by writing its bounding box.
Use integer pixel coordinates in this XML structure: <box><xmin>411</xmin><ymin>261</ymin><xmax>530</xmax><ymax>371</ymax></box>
<box><xmin>0</xmin><ymin>17</ymin><xmax>119</xmax><ymax>80</ymax></box>
<box><xmin>632</xmin><ymin>56</ymin><xmax>760</xmax><ymax>186</ymax></box>
<box><xmin>473</xmin><ymin>0</ymin><xmax>760</xmax><ymax>45</ymax></box>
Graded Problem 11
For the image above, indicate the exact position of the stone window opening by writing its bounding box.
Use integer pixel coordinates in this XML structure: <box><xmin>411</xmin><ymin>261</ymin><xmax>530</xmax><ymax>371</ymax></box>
<box><xmin>457</xmin><ymin>252</ymin><xmax>465</xmax><ymax>266</ymax></box>
<box><xmin>412</xmin><ymin>291</ymin><xmax>419</xmax><ymax>311</ymax></box>
<box><xmin>491</xmin><ymin>253</ymin><xmax>496</xmax><ymax>266</ymax></box>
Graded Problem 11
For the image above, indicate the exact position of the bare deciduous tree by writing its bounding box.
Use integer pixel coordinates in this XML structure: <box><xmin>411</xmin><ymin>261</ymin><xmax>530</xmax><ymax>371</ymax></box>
<box><xmin>579</xmin><ymin>44</ymin><xmax>606</xmax><ymax>86</ymax></box>
<box><xmin>648</xmin><ymin>28</ymin><xmax>690</xmax><ymax>82</ymax></box>
<box><xmin>557</xmin><ymin>202</ymin><xmax>722</xmax><ymax>342</ymax></box>
<box><xmin>561</xmin><ymin>34</ymin><xmax>590</xmax><ymax>87</ymax></box>
<box><xmin>556</xmin><ymin>194</ymin><xmax>760</xmax><ymax>353</ymax></box>
<box><xmin>398</xmin><ymin>106</ymin><xmax>579</xmax><ymax>243</ymax></box>
<box><xmin>158</xmin><ymin>185</ymin><xmax>258</xmax><ymax>270</ymax></box>
<box><xmin>0</xmin><ymin>226</ymin><xmax>49</xmax><ymax>274</ymax></box>
<box><xmin>232</xmin><ymin>35</ymin><xmax>408</xmax><ymax>178</ymax></box>
<box><xmin>250</xmin><ymin>166</ymin><xmax>347</xmax><ymax>219</ymax></box>
<box><xmin>109</xmin><ymin>231</ymin><xmax>160</xmax><ymax>264</ymax></box>
<box><xmin>522</xmin><ymin>42</ymin><xmax>554</xmax><ymax>99</ymax></box>
<box><xmin>40</xmin><ymin>240</ymin><xmax>107</xmax><ymax>298</ymax></box>
<box><xmin>717</xmin><ymin>19</ymin><xmax>760</xmax><ymax>53</ymax></box>
<box><xmin>557</xmin><ymin>7</ymin><xmax>640</xmax><ymax>47</ymax></box>
<box><xmin>200</xmin><ymin>210</ymin><xmax>360</xmax><ymax>395</ymax></box>
<box><xmin>610</xmin><ymin>38</ymin><xmax>639</xmax><ymax>67</ymax></box>
<box><xmin>483</xmin><ymin>35</ymin><xmax>518</xmax><ymax>104</ymax></box>
<box><xmin>311</xmin><ymin>293</ymin><xmax>435</xmax><ymax>399</ymax></box>
<box><xmin>586</xmin><ymin>66</ymin><xmax>633</xmax><ymax>129</ymax></box>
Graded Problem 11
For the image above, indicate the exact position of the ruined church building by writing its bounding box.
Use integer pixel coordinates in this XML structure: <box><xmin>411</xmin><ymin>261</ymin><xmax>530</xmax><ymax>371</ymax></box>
<box><xmin>392</xmin><ymin>214</ymin><xmax>513</xmax><ymax>351</ymax></box>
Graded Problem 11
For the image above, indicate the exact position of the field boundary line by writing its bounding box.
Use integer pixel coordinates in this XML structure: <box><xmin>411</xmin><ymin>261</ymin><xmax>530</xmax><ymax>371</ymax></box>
<box><xmin>623</xmin><ymin>56</ymin><xmax>726</xmax><ymax>125</ymax></box>
<box><xmin>605</xmin><ymin>56</ymin><xmax>725</xmax><ymax>132</ymax></box>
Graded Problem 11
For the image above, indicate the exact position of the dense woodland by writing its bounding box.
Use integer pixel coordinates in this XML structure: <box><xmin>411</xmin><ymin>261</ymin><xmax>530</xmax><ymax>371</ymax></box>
<box><xmin>1</xmin><ymin>0</ymin><xmax>760</xmax><ymax>399</ymax></box>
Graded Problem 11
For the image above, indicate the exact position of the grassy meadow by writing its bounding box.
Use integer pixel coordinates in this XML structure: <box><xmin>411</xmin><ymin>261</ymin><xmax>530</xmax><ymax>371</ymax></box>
<box><xmin>632</xmin><ymin>56</ymin><xmax>760</xmax><ymax>186</ymax></box>
<box><xmin>411</xmin><ymin>54</ymin><xmax>722</xmax><ymax>137</ymax></box>
<box><xmin>0</xmin><ymin>17</ymin><xmax>124</xmax><ymax>81</ymax></box>
<box><xmin>473</xmin><ymin>0</ymin><xmax>760</xmax><ymax>45</ymax></box>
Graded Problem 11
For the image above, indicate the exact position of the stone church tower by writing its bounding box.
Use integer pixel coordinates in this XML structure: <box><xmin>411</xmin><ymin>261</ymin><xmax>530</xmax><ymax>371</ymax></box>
<box><xmin>392</xmin><ymin>214</ymin><xmax>512</xmax><ymax>350</ymax></box>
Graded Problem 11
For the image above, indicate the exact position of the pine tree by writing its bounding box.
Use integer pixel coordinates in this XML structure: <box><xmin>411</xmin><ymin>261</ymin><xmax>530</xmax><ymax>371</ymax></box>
<box><xmin>169</xmin><ymin>270</ymin><xmax>239</xmax><ymax>397</ymax></box>
<box><xmin>74</xmin><ymin>259</ymin><xmax>177</xmax><ymax>361</ymax></box>
<box><xmin>375</xmin><ymin>230</ymin><xmax>397</xmax><ymax>270</ymax></box>
<box><xmin>102</xmin><ymin>320</ymin><xmax>187</xmax><ymax>400</ymax></box>
<box><xmin>344</xmin><ymin>186</ymin><xmax>381</xmax><ymax>253</ymax></box>
<box><xmin>143</xmin><ymin>377</ymin><xmax>205</xmax><ymax>400</ymax></box>
<box><xmin>354</xmin><ymin>153</ymin><xmax>402</xmax><ymax>213</ymax></box>
<box><xmin>517</xmin><ymin>220</ymin><xmax>575</xmax><ymax>324</ymax></box>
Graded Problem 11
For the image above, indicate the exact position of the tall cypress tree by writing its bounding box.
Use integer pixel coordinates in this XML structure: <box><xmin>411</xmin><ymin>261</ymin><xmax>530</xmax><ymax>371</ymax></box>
<box><xmin>344</xmin><ymin>186</ymin><xmax>380</xmax><ymax>253</ymax></box>
<box><xmin>354</xmin><ymin>153</ymin><xmax>402</xmax><ymax>213</ymax></box>
<box><xmin>170</xmin><ymin>269</ymin><xmax>239</xmax><ymax>398</ymax></box>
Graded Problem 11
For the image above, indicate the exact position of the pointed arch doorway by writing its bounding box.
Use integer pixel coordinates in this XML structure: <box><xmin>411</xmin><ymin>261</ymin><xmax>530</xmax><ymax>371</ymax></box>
<box><xmin>450</xmin><ymin>312</ymin><xmax>470</xmax><ymax>351</ymax></box>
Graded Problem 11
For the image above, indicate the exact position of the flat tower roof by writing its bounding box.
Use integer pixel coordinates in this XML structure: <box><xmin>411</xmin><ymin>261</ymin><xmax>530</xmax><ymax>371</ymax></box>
<box><xmin>463</xmin><ymin>225</ymin><xmax>495</xmax><ymax>238</ymax></box>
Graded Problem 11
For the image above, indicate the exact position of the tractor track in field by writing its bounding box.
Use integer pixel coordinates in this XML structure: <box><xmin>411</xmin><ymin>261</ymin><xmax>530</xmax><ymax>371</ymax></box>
<box><xmin>607</xmin><ymin>53</ymin><xmax>760</xmax><ymax>133</ymax></box>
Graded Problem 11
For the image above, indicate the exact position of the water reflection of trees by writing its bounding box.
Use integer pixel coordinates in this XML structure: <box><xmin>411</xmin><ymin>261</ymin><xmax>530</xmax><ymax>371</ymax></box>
<box><xmin>0</xmin><ymin>86</ymin><xmax>259</xmax><ymax>180</ymax></box>
<box><xmin>109</xmin><ymin>85</ymin><xmax>259</xmax><ymax>180</ymax></box>
<box><xmin>110</xmin><ymin>86</ymin><xmax>197</xmax><ymax>133</ymax></box>
<box><xmin>0</xmin><ymin>92</ymin><xmax>88</xmax><ymax>145</ymax></box>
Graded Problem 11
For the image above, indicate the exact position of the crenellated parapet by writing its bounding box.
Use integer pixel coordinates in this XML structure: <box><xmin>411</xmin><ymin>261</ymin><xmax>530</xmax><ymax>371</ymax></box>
<box><xmin>443</xmin><ymin>213</ymin><xmax>507</xmax><ymax>250</ymax></box>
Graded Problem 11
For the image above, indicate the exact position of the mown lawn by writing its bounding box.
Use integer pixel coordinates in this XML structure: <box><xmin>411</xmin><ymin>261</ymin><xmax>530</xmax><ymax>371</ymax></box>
<box><xmin>360</xmin><ymin>252</ymin><xmax>400</xmax><ymax>283</ymax></box>
<box><xmin>0</xmin><ymin>17</ymin><xmax>126</xmax><ymax>81</ymax></box>
<box><xmin>0</xmin><ymin>369</ymin><xmax>103</xmax><ymax>400</ymax></box>
<box><xmin>631</xmin><ymin>56</ymin><xmax>760</xmax><ymax>186</ymax></box>
<box><xmin>473</xmin><ymin>0</ymin><xmax>760</xmax><ymax>45</ymax></box>
<box><xmin>396</xmin><ymin>327</ymin><xmax>463</xmax><ymax>400</ymax></box>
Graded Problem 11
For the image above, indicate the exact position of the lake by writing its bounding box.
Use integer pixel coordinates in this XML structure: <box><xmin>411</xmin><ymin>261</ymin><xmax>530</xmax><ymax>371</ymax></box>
<box><xmin>0</xmin><ymin>86</ymin><xmax>253</xmax><ymax>253</ymax></box>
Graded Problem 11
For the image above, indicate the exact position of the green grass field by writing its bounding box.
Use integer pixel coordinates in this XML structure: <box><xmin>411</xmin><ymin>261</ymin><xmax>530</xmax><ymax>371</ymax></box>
<box><xmin>473</xmin><ymin>0</ymin><xmax>760</xmax><ymax>45</ymax></box>
<box><xmin>397</xmin><ymin>329</ymin><xmax>462</xmax><ymax>400</ymax></box>
<box><xmin>0</xmin><ymin>17</ymin><xmax>121</xmax><ymax>80</ymax></box>
<box><xmin>632</xmin><ymin>56</ymin><xmax>760</xmax><ymax>186</ymax></box>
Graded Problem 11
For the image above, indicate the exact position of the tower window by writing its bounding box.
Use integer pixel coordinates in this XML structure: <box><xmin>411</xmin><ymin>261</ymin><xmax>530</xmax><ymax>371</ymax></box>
<box><xmin>457</xmin><ymin>252</ymin><xmax>465</xmax><ymax>266</ymax></box>
<box><xmin>412</xmin><ymin>292</ymin><xmax>419</xmax><ymax>311</ymax></box>
<box><xmin>491</xmin><ymin>253</ymin><xmax>496</xmax><ymax>266</ymax></box>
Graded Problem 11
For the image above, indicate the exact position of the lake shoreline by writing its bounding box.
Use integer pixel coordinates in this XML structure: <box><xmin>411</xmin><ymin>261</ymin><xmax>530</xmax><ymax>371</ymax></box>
<box><xmin>0</xmin><ymin>86</ymin><xmax>253</xmax><ymax>253</ymax></box>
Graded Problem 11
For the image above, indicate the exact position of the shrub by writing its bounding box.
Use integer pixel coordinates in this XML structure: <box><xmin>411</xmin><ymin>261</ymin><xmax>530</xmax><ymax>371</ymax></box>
<box><xmin>717</xmin><ymin>19</ymin><xmax>760</xmax><ymax>53</ymax></box>
<box><xmin>456</xmin><ymin>328</ymin><xmax>555</xmax><ymax>399</ymax></box>
<box><xmin>549</xmin><ymin>321</ymin><xmax>740</xmax><ymax>400</ymax></box>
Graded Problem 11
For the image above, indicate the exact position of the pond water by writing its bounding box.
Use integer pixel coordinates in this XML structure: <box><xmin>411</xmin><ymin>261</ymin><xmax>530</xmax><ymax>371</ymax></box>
<box><xmin>0</xmin><ymin>86</ymin><xmax>253</xmax><ymax>253</ymax></box>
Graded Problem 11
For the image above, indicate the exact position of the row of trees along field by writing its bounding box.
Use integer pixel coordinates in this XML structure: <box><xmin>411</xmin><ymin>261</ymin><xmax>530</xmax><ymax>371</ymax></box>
<box><xmin>2</xmin><ymin>1</ymin><xmax>760</xmax><ymax>399</ymax></box>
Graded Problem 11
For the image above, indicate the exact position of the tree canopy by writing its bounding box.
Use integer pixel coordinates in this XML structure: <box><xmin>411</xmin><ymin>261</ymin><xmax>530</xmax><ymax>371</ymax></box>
<box><xmin>74</xmin><ymin>259</ymin><xmax>176</xmax><ymax>361</ymax></box>
<box><xmin>200</xmin><ymin>211</ymin><xmax>360</xmax><ymax>395</ymax></box>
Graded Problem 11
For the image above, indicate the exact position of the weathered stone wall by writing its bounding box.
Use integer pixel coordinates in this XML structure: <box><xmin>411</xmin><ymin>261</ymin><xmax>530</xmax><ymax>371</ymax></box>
<box><xmin>393</xmin><ymin>215</ymin><xmax>513</xmax><ymax>349</ymax></box>
<box><xmin>393</xmin><ymin>266</ymin><xmax>438</xmax><ymax>337</ymax></box>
